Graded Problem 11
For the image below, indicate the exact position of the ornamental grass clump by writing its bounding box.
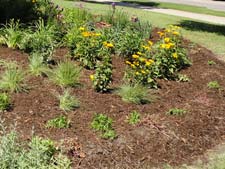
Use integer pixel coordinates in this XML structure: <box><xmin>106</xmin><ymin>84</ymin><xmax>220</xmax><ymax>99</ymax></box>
<box><xmin>0</xmin><ymin>60</ymin><xmax>26</xmax><ymax>93</ymax></box>
<box><xmin>0</xmin><ymin>93</ymin><xmax>10</xmax><ymax>112</ymax></box>
<box><xmin>29</xmin><ymin>52</ymin><xmax>49</xmax><ymax>76</ymax></box>
<box><xmin>117</xmin><ymin>84</ymin><xmax>150</xmax><ymax>104</ymax></box>
<box><xmin>49</xmin><ymin>61</ymin><xmax>81</xmax><ymax>87</ymax></box>
<box><xmin>58</xmin><ymin>89</ymin><xmax>80</xmax><ymax>111</ymax></box>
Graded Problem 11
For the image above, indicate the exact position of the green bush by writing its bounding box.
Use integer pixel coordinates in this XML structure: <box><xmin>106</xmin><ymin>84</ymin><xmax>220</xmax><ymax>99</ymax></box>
<box><xmin>46</xmin><ymin>116</ymin><xmax>70</xmax><ymax>128</ymax></box>
<box><xmin>0</xmin><ymin>130</ymin><xmax>71</xmax><ymax>168</ymax></box>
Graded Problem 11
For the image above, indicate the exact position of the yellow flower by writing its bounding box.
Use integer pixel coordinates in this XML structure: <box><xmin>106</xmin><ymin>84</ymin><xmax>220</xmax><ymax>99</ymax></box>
<box><xmin>135</xmin><ymin>72</ymin><xmax>140</xmax><ymax>75</ymax></box>
<box><xmin>32</xmin><ymin>0</ymin><xmax>36</xmax><ymax>3</ymax></box>
<box><xmin>82</xmin><ymin>31</ymin><xmax>92</xmax><ymax>37</ymax></box>
<box><xmin>165</xmin><ymin>43</ymin><xmax>175</xmax><ymax>49</ymax></box>
<box><xmin>164</xmin><ymin>37</ymin><xmax>170</xmax><ymax>43</ymax></box>
<box><xmin>148</xmin><ymin>40</ymin><xmax>153</xmax><ymax>46</ymax></box>
<box><xmin>132</xmin><ymin>54</ymin><xmax>139</xmax><ymax>59</ymax></box>
<box><xmin>160</xmin><ymin>44</ymin><xmax>166</xmax><ymax>49</ymax></box>
<box><xmin>157</xmin><ymin>31</ymin><xmax>164</xmax><ymax>37</ymax></box>
<box><xmin>90</xmin><ymin>75</ymin><xmax>94</xmax><ymax>81</ymax></box>
<box><xmin>165</xmin><ymin>29</ymin><xmax>171</xmax><ymax>33</ymax></box>
<box><xmin>131</xmin><ymin>64</ymin><xmax>136</xmax><ymax>68</ymax></box>
<box><xmin>94</xmin><ymin>33</ymin><xmax>101</xmax><ymax>36</ymax></box>
<box><xmin>141</xmin><ymin>70</ymin><xmax>146</xmax><ymax>74</ymax></box>
<box><xmin>145</xmin><ymin>59</ymin><xmax>154</xmax><ymax>66</ymax></box>
<box><xmin>172</xmin><ymin>31</ymin><xmax>180</xmax><ymax>36</ymax></box>
<box><xmin>103</xmin><ymin>42</ymin><xmax>114</xmax><ymax>48</ymax></box>
<box><xmin>137</xmin><ymin>52</ymin><xmax>143</xmax><ymax>56</ymax></box>
<box><xmin>125</xmin><ymin>61</ymin><xmax>131</xmax><ymax>65</ymax></box>
<box><xmin>142</xmin><ymin>45</ymin><xmax>150</xmax><ymax>51</ymax></box>
<box><xmin>172</xmin><ymin>53</ymin><xmax>178</xmax><ymax>59</ymax></box>
<box><xmin>79</xmin><ymin>27</ymin><xmax>85</xmax><ymax>31</ymax></box>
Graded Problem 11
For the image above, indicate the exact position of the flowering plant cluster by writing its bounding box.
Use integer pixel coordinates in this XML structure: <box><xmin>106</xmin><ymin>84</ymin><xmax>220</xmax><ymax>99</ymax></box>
<box><xmin>125</xmin><ymin>25</ymin><xmax>191</xmax><ymax>87</ymax></box>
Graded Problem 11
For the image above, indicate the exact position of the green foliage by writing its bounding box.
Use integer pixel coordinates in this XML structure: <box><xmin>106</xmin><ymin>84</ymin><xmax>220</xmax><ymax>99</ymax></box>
<box><xmin>0</xmin><ymin>93</ymin><xmax>10</xmax><ymax>112</ymax></box>
<box><xmin>90</xmin><ymin>55</ymin><xmax>112</xmax><ymax>92</ymax></box>
<box><xmin>49</xmin><ymin>61</ymin><xmax>81</xmax><ymax>87</ymax></box>
<box><xmin>91</xmin><ymin>113</ymin><xmax>116</xmax><ymax>140</ymax></box>
<box><xmin>127</xmin><ymin>111</ymin><xmax>141</xmax><ymax>125</ymax></box>
<box><xmin>0</xmin><ymin>60</ymin><xmax>26</xmax><ymax>92</ymax></box>
<box><xmin>116</xmin><ymin>28</ymin><xmax>144</xmax><ymax>57</ymax></box>
<box><xmin>166</xmin><ymin>108</ymin><xmax>187</xmax><ymax>116</ymax></box>
<box><xmin>71</xmin><ymin>28</ymin><xmax>104</xmax><ymax>69</ymax></box>
<box><xmin>20</xmin><ymin>19</ymin><xmax>58</xmax><ymax>62</ymax></box>
<box><xmin>58</xmin><ymin>89</ymin><xmax>80</xmax><ymax>111</ymax></box>
<box><xmin>117</xmin><ymin>84</ymin><xmax>150</xmax><ymax>104</ymax></box>
<box><xmin>208</xmin><ymin>60</ymin><xmax>216</xmax><ymax>65</ymax></box>
<box><xmin>46</xmin><ymin>116</ymin><xmax>70</xmax><ymax>128</ymax></box>
<box><xmin>29</xmin><ymin>52</ymin><xmax>49</xmax><ymax>76</ymax></box>
<box><xmin>0</xmin><ymin>128</ymin><xmax>71</xmax><ymax>169</ymax></box>
<box><xmin>207</xmin><ymin>81</ymin><xmax>220</xmax><ymax>89</ymax></box>
<box><xmin>0</xmin><ymin>19</ymin><xmax>24</xmax><ymax>49</ymax></box>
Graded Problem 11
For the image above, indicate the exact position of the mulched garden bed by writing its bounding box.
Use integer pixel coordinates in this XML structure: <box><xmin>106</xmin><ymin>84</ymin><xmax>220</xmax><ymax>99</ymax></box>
<box><xmin>0</xmin><ymin>30</ymin><xmax>224</xmax><ymax>168</ymax></box>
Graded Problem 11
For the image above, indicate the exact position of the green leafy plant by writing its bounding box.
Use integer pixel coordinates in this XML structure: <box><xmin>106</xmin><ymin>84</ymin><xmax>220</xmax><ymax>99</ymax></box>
<box><xmin>58</xmin><ymin>89</ymin><xmax>80</xmax><ymax>111</ymax></box>
<box><xmin>207</xmin><ymin>81</ymin><xmax>220</xmax><ymax>89</ymax></box>
<box><xmin>0</xmin><ymin>60</ymin><xmax>26</xmax><ymax>92</ymax></box>
<box><xmin>127</xmin><ymin>111</ymin><xmax>141</xmax><ymax>125</ymax></box>
<box><xmin>117</xmin><ymin>84</ymin><xmax>150</xmax><ymax>104</ymax></box>
<box><xmin>29</xmin><ymin>52</ymin><xmax>49</xmax><ymax>76</ymax></box>
<box><xmin>49</xmin><ymin>61</ymin><xmax>81</xmax><ymax>87</ymax></box>
<box><xmin>0</xmin><ymin>93</ymin><xmax>10</xmax><ymax>112</ymax></box>
<box><xmin>166</xmin><ymin>108</ymin><xmax>187</xmax><ymax>116</ymax></box>
<box><xmin>21</xmin><ymin>19</ymin><xmax>58</xmax><ymax>62</ymax></box>
<box><xmin>46</xmin><ymin>116</ymin><xmax>70</xmax><ymax>129</ymax></box>
<box><xmin>0</xmin><ymin>128</ymin><xmax>71</xmax><ymax>169</ymax></box>
<box><xmin>72</xmin><ymin>28</ymin><xmax>104</xmax><ymax>69</ymax></box>
<box><xmin>208</xmin><ymin>60</ymin><xmax>216</xmax><ymax>65</ymax></box>
<box><xmin>91</xmin><ymin>113</ymin><xmax>116</xmax><ymax>140</ymax></box>
<box><xmin>90</xmin><ymin>54</ymin><xmax>112</xmax><ymax>92</ymax></box>
<box><xmin>0</xmin><ymin>19</ymin><xmax>23</xmax><ymax>49</ymax></box>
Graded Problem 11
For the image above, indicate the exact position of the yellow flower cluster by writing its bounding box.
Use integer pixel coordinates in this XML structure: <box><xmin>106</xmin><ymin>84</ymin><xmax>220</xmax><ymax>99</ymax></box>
<box><xmin>142</xmin><ymin>40</ymin><xmax>153</xmax><ymax>51</ymax></box>
<box><xmin>103</xmin><ymin>41</ymin><xmax>114</xmax><ymax>48</ymax></box>
<box><xmin>126</xmin><ymin>52</ymin><xmax>154</xmax><ymax>75</ymax></box>
<box><xmin>81</xmin><ymin>31</ymin><xmax>101</xmax><ymax>37</ymax></box>
<box><xmin>157</xmin><ymin>25</ymin><xmax>181</xmax><ymax>38</ymax></box>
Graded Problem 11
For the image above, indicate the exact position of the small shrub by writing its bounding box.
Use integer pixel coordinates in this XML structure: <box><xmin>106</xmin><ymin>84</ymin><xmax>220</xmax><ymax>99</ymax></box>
<box><xmin>127</xmin><ymin>111</ymin><xmax>141</xmax><ymax>125</ymax></box>
<box><xmin>166</xmin><ymin>108</ymin><xmax>186</xmax><ymax>116</ymax></box>
<box><xmin>90</xmin><ymin>55</ymin><xmax>112</xmax><ymax>92</ymax></box>
<box><xmin>0</xmin><ymin>61</ymin><xmax>26</xmax><ymax>92</ymax></box>
<box><xmin>46</xmin><ymin>116</ymin><xmax>70</xmax><ymax>129</ymax></box>
<box><xmin>207</xmin><ymin>81</ymin><xmax>220</xmax><ymax>89</ymax></box>
<box><xmin>49</xmin><ymin>61</ymin><xmax>81</xmax><ymax>87</ymax></box>
<box><xmin>91</xmin><ymin>113</ymin><xmax>116</xmax><ymax>140</ymax></box>
<box><xmin>117</xmin><ymin>84</ymin><xmax>150</xmax><ymax>104</ymax></box>
<box><xmin>0</xmin><ymin>129</ymin><xmax>71</xmax><ymax>168</ymax></box>
<box><xmin>208</xmin><ymin>60</ymin><xmax>216</xmax><ymax>65</ymax></box>
<box><xmin>58</xmin><ymin>89</ymin><xmax>80</xmax><ymax>111</ymax></box>
<box><xmin>0</xmin><ymin>93</ymin><xmax>10</xmax><ymax>112</ymax></box>
<box><xmin>29</xmin><ymin>52</ymin><xmax>49</xmax><ymax>76</ymax></box>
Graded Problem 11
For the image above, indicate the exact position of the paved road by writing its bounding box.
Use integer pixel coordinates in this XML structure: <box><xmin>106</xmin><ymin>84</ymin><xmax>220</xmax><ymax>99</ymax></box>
<box><xmin>142</xmin><ymin>8</ymin><xmax>225</xmax><ymax>25</ymax></box>
<box><xmin>153</xmin><ymin>0</ymin><xmax>225</xmax><ymax>11</ymax></box>
<box><xmin>93</xmin><ymin>0</ymin><xmax>225</xmax><ymax>25</ymax></box>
